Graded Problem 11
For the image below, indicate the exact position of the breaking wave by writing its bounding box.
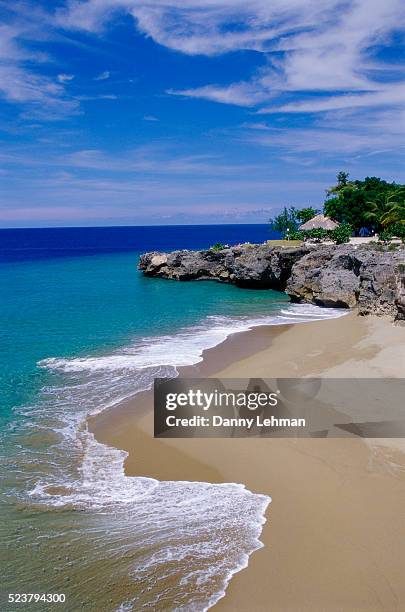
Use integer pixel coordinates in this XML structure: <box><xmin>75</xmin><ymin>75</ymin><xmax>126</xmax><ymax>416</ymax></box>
<box><xmin>12</xmin><ymin>303</ymin><xmax>346</xmax><ymax>610</ymax></box>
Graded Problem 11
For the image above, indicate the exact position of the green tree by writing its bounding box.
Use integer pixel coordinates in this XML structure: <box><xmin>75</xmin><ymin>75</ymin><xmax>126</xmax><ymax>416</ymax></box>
<box><xmin>379</xmin><ymin>188</ymin><xmax>405</xmax><ymax>227</ymax></box>
<box><xmin>270</xmin><ymin>174</ymin><xmax>405</xmax><ymax>239</ymax></box>
<box><xmin>381</xmin><ymin>203</ymin><xmax>405</xmax><ymax>227</ymax></box>
<box><xmin>210</xmin><ymin>242</ymin><xmax>226</xmax><ymax>251</ymax></box>
<box><xmin>269</xmin><ymin>206</ymin><xmax>298</xmax><ymax>235</ymax></box>
<box><xmin>326</xmin><ymin>171</ymin><xmax>351</xmax><ymax>196</ymax></box>
<box><xmin>364</xmin><ymin>190</ymin><xmax>405</xmax><ymax>227</ymax></box>
<box><xmin>324</xmin><ymin>173</ymin><xmax>405</xmax><ymax>234</ymax></box>
<box><xmin>296</xmin><ymin>207</ymin><xmax>319</xmax><ymax>224</ymax></box>
<box><xmin>337</xmin><ymin>171</ymin><xmax>349</xmax><ymax>187</ymax></box>
<box><xmin>381</xmin><ymin>223</ymin><xmax>405</xmax><ymax>239</ymax></box>
<box><xmin>324</xmin><ymin>188</ymin><xmax>367</xmax><ymax>232</ymax></box>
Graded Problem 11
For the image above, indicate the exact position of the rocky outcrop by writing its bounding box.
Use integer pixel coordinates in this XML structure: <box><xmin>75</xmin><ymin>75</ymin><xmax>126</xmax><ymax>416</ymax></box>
<box><xmin>139</xmin><ymin>244</ymin><xmax>311</xmax><ymax>289</ymax></box>
<box><xmin>286</xmin><ymin>246</ymin><xmax>360</xmax><ymax>308</ymax></box>
<box><xmin>139</xmin><ymin>243</ymin><xmax>405</xmax><ymax>321</ymax></box>
<box><xmin>286</xmin><ymin>244</ymin><xmax>405</xmax><ymax>318</ymax></box>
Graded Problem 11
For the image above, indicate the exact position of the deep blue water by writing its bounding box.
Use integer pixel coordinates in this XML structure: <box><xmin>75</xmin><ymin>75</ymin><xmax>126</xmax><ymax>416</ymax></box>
<box><xmin>0</xmin><ymin>225</ymin><xmax>343</xmax><ymax>611</ymax></box>
<box><xmin>0</xmin><ymin>224</ymin><xmax>276</xmax><ymax>262</ymax></box>
<box><xmin>0</xmin><ymin>224</ymin><xmax>280</xmax><ymax>421</ymax></box>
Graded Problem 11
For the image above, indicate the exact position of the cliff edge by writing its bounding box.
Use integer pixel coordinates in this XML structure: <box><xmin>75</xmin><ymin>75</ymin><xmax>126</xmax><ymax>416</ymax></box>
<box><xmin>139</xmin><ymin>243</ymin><xmax>405</xmax><ymax>322</ymax></box>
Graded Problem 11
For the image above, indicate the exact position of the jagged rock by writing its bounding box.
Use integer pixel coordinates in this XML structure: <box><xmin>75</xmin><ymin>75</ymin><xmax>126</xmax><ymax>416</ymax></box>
<box><xmin>286</xmin><ymin>245</ymin><xmax>361</xmax><ymax>308</ymax></box>
<box><xmin>395</xmin><ymin>268</ymin><xmax>405</xmax><ymax>321</ymax></box>
<box><xmin>150</xmin><ymin>254</ymin><xmax>167</xmax><ymax>268</ymax></box>
<box><xmin>287</xmin><ymin>244</ymin><xmax>405</xmax><ymax>318</ymax></box>
<box><xmin>357</xmin><ymin>249</ymin><xmax>405</xmax><ymax>319</ymax></box>
<box><xmin>139</xmin><ymin>243</ymin><xmax>405</xmax><ymax>321</ymax></box>
<box><xmin>139</xmin><ymin>245</ymin><xmax>312</xmax><ymax>288</ymax></box>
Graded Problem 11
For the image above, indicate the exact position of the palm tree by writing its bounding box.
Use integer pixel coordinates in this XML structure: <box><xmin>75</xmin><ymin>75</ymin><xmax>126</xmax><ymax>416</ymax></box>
<box><xmin>381</xmin><ymin>203</ymin><xmax>405</xmax><ymax>226</ymax></box>
<box><xmin>363</xmin><ymin>194</ymin><xmax>387</xmax><ymax>226</ymax></box>
<box><xmin>364</xmin><ymin>189</ymin><xmax>405</xmax><ymax>228</ymax></box>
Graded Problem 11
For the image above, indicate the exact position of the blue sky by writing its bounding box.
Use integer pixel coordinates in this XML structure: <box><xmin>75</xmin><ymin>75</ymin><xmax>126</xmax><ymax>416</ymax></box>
<box><xmin>0</xmin><ymin>0</ymin><xmax>404</xmax><ymax>227</ymax></box>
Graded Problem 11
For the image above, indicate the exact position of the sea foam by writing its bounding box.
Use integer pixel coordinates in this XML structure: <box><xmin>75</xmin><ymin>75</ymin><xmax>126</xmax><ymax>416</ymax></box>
<box><xmin>27</xmin><ymin>304</ymin><xmax>346</xmax><ymax>610</ymax></box>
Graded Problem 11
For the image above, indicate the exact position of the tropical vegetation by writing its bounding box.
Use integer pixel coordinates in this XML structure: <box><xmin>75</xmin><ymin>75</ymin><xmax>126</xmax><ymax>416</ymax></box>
<box><xmin>210</xmin><ymin>242</ymin><xmax>226</xmax><ymax>251</ymax></box>
<box><xmin>269</xmin><ymin>172</ymin><xmax>405</xmax><ymax>243</ymax></box>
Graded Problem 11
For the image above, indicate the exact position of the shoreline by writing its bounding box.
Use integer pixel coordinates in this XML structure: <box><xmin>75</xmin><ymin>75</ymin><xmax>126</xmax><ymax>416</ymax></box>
<box><xmin>89</xmin><ymin>312</ymin><xmax>405</xmax><ymax>611</ymax></box>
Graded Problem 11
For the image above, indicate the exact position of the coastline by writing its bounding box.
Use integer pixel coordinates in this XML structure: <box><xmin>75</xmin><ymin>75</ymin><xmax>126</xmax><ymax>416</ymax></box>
<box><xmin>89</xmin><ymin>312</ymin><xmax>405</xmax><ymax>611</ymax></box>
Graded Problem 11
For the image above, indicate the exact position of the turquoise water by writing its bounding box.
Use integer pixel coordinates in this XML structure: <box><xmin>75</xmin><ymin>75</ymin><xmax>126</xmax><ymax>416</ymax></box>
<box><xmin>0</xmin><ymin>230</ymin><xmax>286</xmax><ymax>611</ymax></box>
<box><xmin>0</xmin><ymin>228</ymin><xmax>343</xmax><ymax>611</ymax></box>
<box><xmin>0</xmin><ymin>250</ymin><xmax>288</xmax><ymax>420</ymax></box>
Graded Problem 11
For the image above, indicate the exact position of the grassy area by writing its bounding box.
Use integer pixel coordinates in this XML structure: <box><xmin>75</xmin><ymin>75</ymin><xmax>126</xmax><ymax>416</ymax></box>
<box><xmin>266</xmin><ymin>239</ymin><xmax>303</xmax><ymax>247</ymax></box>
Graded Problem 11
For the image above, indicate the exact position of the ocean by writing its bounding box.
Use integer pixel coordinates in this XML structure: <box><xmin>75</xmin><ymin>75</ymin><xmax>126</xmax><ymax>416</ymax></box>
<box><xmin>0</xmin><ymin>225</ymin><xmax>344</xmax><ymax>611</ymax></box>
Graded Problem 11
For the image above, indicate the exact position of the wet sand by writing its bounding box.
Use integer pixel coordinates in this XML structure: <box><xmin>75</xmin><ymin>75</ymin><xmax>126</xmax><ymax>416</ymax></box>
<box><xmin>90</xmin><ymin>313</ymin><xmax>405</xmax><ymax>611</ymax></box>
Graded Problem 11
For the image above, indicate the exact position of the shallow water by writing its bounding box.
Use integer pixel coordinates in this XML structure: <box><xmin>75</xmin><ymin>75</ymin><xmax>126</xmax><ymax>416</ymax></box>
<box><xmin>0</xmin><ymin>225</ymin><xmax>346</xmax><ymax>610</ymax></box>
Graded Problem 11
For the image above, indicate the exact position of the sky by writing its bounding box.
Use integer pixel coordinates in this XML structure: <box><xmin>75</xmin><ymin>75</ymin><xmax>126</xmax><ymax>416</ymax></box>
<box><xmin>0</xmin><ymin>0</ymin><xmax>404</xmax><ymax>227</ymax></box>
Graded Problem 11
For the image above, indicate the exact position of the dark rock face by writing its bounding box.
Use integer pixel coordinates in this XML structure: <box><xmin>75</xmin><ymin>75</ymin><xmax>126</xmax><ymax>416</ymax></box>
<box><xmin>286</xmin><ymin>246</ymin><xmax>360</xmax><ymax>308</ymax></box>
<box><xmin>287</xmin><ymin>245</ymin><xmax>405</xmax><ymax>319</ymax></box>
<box><xmin>395</xmin><ymin>273</ymin><xmax>405</xmax><ymax>320</ymax></box>
<box><xmin>139</xmin><ymin>245</ymin><xmax>311</xmax><ymax>289</ymax></box>
<box><xmin>139</xmin><ymin>244</ymin><xmax>405</xmax><ymax>321</ymax></box>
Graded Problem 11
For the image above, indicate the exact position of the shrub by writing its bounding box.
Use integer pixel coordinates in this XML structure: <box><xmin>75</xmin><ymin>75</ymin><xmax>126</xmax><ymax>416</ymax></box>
<box><xmin>378</xmin><ymin>225</ymin><xmax>405</xmax><ymax>243</ymax></box>
<box><xmin>305</xmin><ymin>228</ymin><xmax>330</xmax><ymax>240</ymax></box>
<box><xmin>210</xmin><ymin>242</ymin><xmax>226</xmax><ymax>251</ymax></box>
<box><xmin>287</xmin><ymin>228</ymin><xmax>329</xmax><ymax>241</ymax></box>
<box><xmin>389</xmin><ymin>223</ymin><xmax>405</xmax><ymax>236</ymax></box>
<box><xmin>331</xmin><ymin>223</ymin><xmax>353</xmax><ymax>244</ymax></box>
<box><xmin>285</xmin><ymin>229</ymin><xmax>304</xmax><ymax>240</ymax></box>
<box><xmin>378</xmin><ymin>229</ymin><xmax>393</xmax><ymax>242</ymax></box>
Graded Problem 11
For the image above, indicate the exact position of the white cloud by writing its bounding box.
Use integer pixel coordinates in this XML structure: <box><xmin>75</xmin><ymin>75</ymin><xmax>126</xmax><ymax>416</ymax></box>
<box><xmin>1</xmin><ymin>0</ymin><xmax>404</xmax><ymax>154</ymax></box>
<box><xmin>75</xmin><ymin>93</ymin><xmax>117</xmax><ymax>100</ymax></box>
<box><xmin>168</xmin><ymin>82</ymin><xmax>269</xmax><ymax>107</ymax></box>
<box><xmin>93</xmin><ymin>70</ymin><xmax>110</xmax><ymax>80</ymax></box>
<box><xmin>4</xmin><ymin>1</ymin><xmax>401</xmax><ymax>121</ymax></box>
<box><xmin>0</xmin><ymin>20</ymin><xmax>78</xmax><ymax>118</ymax></box>
<box><xmin>57</xmin><ymin>73</ymin><xmax>75</xmax><ymax>82</ymax></box>
<box><xmin>244</xmin><ymin>109</ymin><xmax>405</xmax><ymax>156</ymax></box>
<box><xmin>58</xmin><ymin>1</ymin><xmax>405</xmax><ymax>118</ymax></box>
<box><xmin>0</xmin><ymin>144</ymin><xmax>281</xmax><ymax>178</ymax></box>
<box><xmin>258</xmin><ymin>85</ymin><xmax>405</xmax><ymax>115</ymax></box>
<box><xmin>56</xmin><ymin>0</ymin><xmax>127</xmax><ymax>32</ymax></box>
<box><xmin>58</xmin><ymin>1</ymin><xmax>341</xmax><ymax>56</ymax></box>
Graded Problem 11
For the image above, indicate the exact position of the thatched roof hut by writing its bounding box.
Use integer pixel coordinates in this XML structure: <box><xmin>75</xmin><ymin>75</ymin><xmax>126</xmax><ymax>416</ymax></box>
<box><xmin>299</xmin><ymin>214</ymin><xmax>339</xmax><ymax>231</ymax></box>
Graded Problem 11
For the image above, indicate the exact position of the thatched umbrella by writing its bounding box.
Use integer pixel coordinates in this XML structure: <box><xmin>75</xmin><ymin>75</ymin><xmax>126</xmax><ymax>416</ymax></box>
<box><xmin>299</xmin><ymin>214</ymin><xmax>339</xmax><ymax>231</ymax></box>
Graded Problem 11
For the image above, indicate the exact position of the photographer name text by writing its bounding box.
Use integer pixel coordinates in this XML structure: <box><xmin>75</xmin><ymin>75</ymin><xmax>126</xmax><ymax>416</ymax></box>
<box><xmin>164</xmin><ymin>390</ymin><xmax>305</xmax><ymax>430</ymax></box>
<box><xmin>166</xmin><ymin>414</ymin><xmax>306</xmax><ymax>429</ymax></box>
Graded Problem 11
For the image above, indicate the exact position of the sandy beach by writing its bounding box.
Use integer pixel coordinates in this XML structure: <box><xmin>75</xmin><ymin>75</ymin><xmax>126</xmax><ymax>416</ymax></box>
<box><xmin>90</xmin><ymin>313</ymin><xmax>405</xmax><ymax>612</ymax></box>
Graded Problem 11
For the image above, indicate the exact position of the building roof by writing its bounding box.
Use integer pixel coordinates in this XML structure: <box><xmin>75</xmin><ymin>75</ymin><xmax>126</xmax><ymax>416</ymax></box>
<box><xmin>299</xmin><ymin>214</ymin><xmax>340</xmax><ymax>231</ymax></box>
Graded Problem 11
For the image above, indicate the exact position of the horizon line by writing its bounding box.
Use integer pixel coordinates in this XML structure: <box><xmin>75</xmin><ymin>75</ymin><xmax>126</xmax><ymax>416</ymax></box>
<box><xmin>0</xmin><ymin>221</ymin><xmax>273</xmax><ymax>231</ymax></box>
